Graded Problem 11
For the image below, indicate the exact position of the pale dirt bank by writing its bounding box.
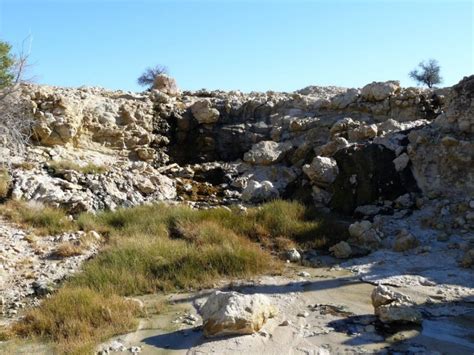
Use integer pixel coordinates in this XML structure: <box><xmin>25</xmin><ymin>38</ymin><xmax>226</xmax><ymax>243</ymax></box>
<box><xmin>98</xmin><ymin>265</ymin><xmax>474</xmax><ymax>355</ymax></box>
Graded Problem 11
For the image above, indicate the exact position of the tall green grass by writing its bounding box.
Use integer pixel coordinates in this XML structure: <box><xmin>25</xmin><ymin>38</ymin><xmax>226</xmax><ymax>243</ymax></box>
<box><xmin>10</xmin><ymin>199</ymin><xmax>348</xmax><ymax>353</ymax></box>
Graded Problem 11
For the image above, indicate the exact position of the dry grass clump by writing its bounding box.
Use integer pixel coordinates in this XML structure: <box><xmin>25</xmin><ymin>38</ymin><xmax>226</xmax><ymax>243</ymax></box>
<box><xmin>12</xmin><ymin>161</ymin><xmax>36</xmax><ymax>170</ymax></box>
<box><xmin>12</xmin><ymin>287</ymin><xmax>141</xmax><ymax>354</ymax></box>
<box><xmin>0</xmin><ymin>168</ymin><xmax>11</xmax><ymax>199</ymax></box>
<box><xmin>51</xmin><ymin>242</ymin><xmax>84</xmax><ymax>258</ymax></box>
<box><xmin>48</xmin><ymin>160</ymin><xmax>108</xmax><ymax>175</ymax></box>
<box><xmin>0</xmin><ymin>200</ymin><xmax>75</xmax><ymax>235</ymax></box>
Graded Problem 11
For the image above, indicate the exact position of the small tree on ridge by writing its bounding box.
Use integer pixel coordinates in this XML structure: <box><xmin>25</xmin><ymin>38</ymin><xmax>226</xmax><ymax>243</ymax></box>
<box><xmin>409</xmin><ymin>59</ymin><xmax>442</xmax><ymax>88</ymax></box>
<box><xmin>137</xmin><ymin>65</ymin><xmax>168</xmax><ymax>89</ymax></box>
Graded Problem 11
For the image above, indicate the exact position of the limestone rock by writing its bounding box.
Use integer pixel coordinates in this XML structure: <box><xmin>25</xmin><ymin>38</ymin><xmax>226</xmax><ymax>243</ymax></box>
<box><xmin>393</xmin><ymin>153</ymin><xmax>410</xmax><ymax>172</ymax></box>
<box><xmin>152</xmin><ymin>74</ymin><xmax>179</xmax><ymax>96</ymax></box>
<box><xmin>191</xmin><ymin>99</ymin><xmax>220</xmax><ymax>124</ymax></box>
<box><xmin>393</xmin><ymin>229</ymin><xmax>419</xmax><ymax>252</ymax></box>
<box><xmin>329</xmin><ymin>241</ymin><xmax>352</xmax><ymax>259</ymax></box>
<box><xmin>241</xmin><ymin>180</ymin><xmax>279</xmax><ymax>202</ymax></box>
<box><xmin>371</xmin><ymin>285</ymin><xmax>422</xmax><ymax>324</ymax></box>
<box><xmin>317</xmin><ymin>137</ymin><xmax>350</xmax><ymax>157</ymax></box>
<box><xmin>330</xmin><ymin>117</ymin><xmax>360</xmax><ymax>138</ymax></box>
<box><xmin>361</xmin><ymin>81</ymin><xmax>400</xmax><ymax>102</ymax></box>
<box><xmin>243</xmin><ymin>141</ymin><xmax>292</xmax><ymax>166</ymax></box>
<box><xmin>200</xmin><ymin>291</ymin><xmax>277</xmax><ymax>337</ymax></box>
<box><xmin>348</xmin><ymin>221</ymin><xmax>382</xmax><ymax>250</ymax></box>
<box><xmin>303</xmin><ymin>156</ymin><xmax>338</xmax><ymax>187</ymax></box>
<box><xmin>285</xmin><ymin>248</ymin><xmax>301</xmax><ymax>262</ymax></box>
<box><xmin>348</xmin><ymin>124</ymin><xmax>378</xmax><ymax>141</ymax></box>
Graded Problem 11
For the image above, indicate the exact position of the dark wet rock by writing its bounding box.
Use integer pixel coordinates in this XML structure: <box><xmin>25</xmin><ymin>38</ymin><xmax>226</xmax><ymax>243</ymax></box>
<box><xmin>330</xmin><ymin>144</ymin><xmax>419</xmax><ymax>214</ymax></box>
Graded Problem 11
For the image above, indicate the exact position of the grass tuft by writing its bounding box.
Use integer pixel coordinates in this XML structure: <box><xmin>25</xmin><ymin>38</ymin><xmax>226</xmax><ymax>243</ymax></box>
<box><xmin>48</xmin><ymin>161</ymin><xmax>108</xmax><ymax>175</ymax></box>
<box><xmin>0</xmin><ymin>200</ymin><xmax>75</xmax><ymax>235</ymax></box>
<box><xmin>0</xmin><ymin>168</ymin><xmax>11</xmax><ymax>199</ymax></box>
<box><xmin>52</xmin><ymin>242</ymin><xmax>84</xmax><ymax>258</ymax></box>
<box><xmin>12</xmin><ymin>287</ymin><xmax>141</xmax><ymax>354</ymax></box>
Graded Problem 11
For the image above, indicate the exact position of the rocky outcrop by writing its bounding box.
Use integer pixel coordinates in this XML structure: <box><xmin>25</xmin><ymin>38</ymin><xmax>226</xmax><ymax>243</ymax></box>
<box><xmin>371</xmin><ymin>285</ymin><xmax>422</xmax><ymax>324</ymax></box>
<box><xmin>199</xmin><ymin>291</ymin><xmax>277</xmax><ymax>337</ymax></box>
<box><xmin>3</xmin><ymin>76</ymin><xmax>471</xmax><ymax>214</ymax></box>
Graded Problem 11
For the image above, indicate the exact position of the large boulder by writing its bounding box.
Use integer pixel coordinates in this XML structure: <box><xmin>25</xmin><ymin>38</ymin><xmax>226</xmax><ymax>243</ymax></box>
<box><xmin>243</xmin><ymin>141</ymin><xmax>292</xmax><ymax>166</ymax></box>
<box><xmin>200</xmin><ymin>291</ymin><xmax>277</xmax><ymax>337</ymax></box>
<box><xmin>152</xmin><ymin>74</ymin><xmax>179</xmax><ymax>96</ymax></box>
<box><xmin>303</xmin><ymin>156</ymin><xmax>338</xmax><ymax>187</ymax></box>
<box><xmin>191</xmin><ymin>99</ymin><xmax>220</xmax><ymax>124</ymax></box>
<box><xmin>371</xmin><ymin>285</ymin><xmax>422</xmax><ymax>324</ymax></box>
<box><xmin>360</xmin><ymin>81</ymin><xmax>400</xmax><ymax>102</ymax></box>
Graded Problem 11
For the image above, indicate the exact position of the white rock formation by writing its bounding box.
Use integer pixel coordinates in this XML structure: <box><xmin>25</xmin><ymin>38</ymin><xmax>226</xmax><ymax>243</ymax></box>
<box><xmin>371</xmin><ymin>285</ymin><xmax>422</xmax><ymax>324</ymax></box>
<box><xmin>243</xmin><ymin>141</ymin><xmax>292</xmax><ymax>166</ymax></box>
<box><xmin>241</xmin><ymin>180</ymin><xmax>279</xmax><ymax>202</ymax></box>
<box><xmin>200</xmin><ymin>291</ymin><xmax>277</xmax><ymax>337</ymax></box>
<box><xmin>302</xmin><ymin>156</ymin><xmax>338</xmax><ymax>187</ymax></box>
<box><xmin>191</xmin><ymin>99</ymin><xmax>220</xmax><ymax>124</ymax></box>
<box><xmin>360</xmin><ymin>81</ymin><xmax>400</xmax><ymax>101</ymax></box>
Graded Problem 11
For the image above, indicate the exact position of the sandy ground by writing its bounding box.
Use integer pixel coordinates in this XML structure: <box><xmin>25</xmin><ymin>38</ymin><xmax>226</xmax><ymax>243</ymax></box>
<box><xmin>100</xmin><ymin>264</ymin><xmax>474</xmax><ymax>355</ymax></box>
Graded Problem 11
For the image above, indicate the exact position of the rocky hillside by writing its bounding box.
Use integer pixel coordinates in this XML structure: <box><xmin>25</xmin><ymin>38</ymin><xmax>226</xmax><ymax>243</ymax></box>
<box><xmin>0</xmin><ymin>75</ymin><xmax>473</xmax><ymax>354</ymax></box>
<box><xmin>1</xmin><ymin>75</ymin><xmax>472</xmax><ymax>213</ymax></box>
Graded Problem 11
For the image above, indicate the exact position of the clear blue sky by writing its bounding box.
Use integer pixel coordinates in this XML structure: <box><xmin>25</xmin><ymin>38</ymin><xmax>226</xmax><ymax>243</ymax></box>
<box><xmin>0</xmin><ymin>0</ymin><xmax>472</xmax><ymax>92</ymax></box>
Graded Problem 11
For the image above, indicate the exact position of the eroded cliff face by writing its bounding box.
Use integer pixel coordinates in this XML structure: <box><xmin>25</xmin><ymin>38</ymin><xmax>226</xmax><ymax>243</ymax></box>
<box><xmin>1</xmin><ymin>75</ymin><xmax>472</xmax><ymax>215</ymax></box>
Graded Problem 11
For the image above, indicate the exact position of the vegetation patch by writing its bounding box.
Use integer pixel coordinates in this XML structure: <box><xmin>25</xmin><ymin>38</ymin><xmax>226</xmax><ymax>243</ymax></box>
<box><xmin>8</xmin><ymin>200</ymin><xmax>348</xmax><ymax>353</ymax></box>
<box><xmin>0</xmin><ymin>200</ymin><xmax>75</xmax><ymax>235</ymax></box>
<box><xmin>12</xmin><ymin>287</ymin><xmax>141</xmax><ymax>354</ymax></box>
<box><xmin>0</xmin><ymin>168</ymin><xmax>11</xmax><ymax>199</ymax></box>
<box><xmin>51</xmin><ymin>242</ymin><xmax>84</xmax><ymax>258</ymax></box>
<box><xmin>48</xmin><ymin>160</ymin><xmax>108</xmax><ymax>175</ymax></box>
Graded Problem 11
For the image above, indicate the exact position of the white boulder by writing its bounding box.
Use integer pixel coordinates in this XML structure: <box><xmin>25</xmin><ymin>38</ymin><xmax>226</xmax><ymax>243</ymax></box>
<box><xmin>371</xmin><ymin>285</ymin><xmax>422</xmax><ymax>324</ymax></box>
<box><xmin>303</xmin><ymin>156</ymin><xmax>338</xmax><ymax>187</ymax></box>
<box><xmin>361</xmin><ymin>81</ymin><xmax>400</xmax><ymax>101</ymax></box>
<box><xmin>191</xmin><ymin>99</ymin><xmax>220</xmax><ymax>124</ymax></box>
<box><xmin>243</xmin><ymin>141</ymin><xmax>292</xmax><ymax>165</ymax></box>
<box><xmin>241</xmin><ymin>180</ymin><xmax>279</xmax><ymax>202</ymax></box>
<box><xmin>200</xmin><ymin>291</ymin><xmax>277</xmax><ymax>337</ymax></box>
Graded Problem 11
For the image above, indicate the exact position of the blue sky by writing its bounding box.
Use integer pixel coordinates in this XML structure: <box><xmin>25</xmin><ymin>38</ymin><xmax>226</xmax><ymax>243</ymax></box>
<box><xmin>0</xmin><ymin>0</ymin><xmax>472</xmax><ymax>92</ymax></box>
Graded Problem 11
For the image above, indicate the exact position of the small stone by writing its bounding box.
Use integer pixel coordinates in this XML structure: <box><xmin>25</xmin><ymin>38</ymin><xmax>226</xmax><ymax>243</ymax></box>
<box><xmin>280</xmin><ymin>320</ymin><xmax>291</xmax><ymax>326</ymax></box>
<box><xmin>329</xmin><ymin>241</ymin><xmax>352</xmax><ymax>259</ymax></box>
<box><xmin>297</xmin><ymin>311</ymin><xmax>310</xmax><ymax>318</ymax></box>
<box><xmin>286</xmin><ymin>248</ymin><xmax>301</xmax><ymax>263</ymax></box>
<box><xmin>129</xmin><ymin>346</ymin><xmax>142</xmax><ymax>354</ymax></box>
<box><xmin>298</xmin><ymin>271</ymin><xmax>311</xmax><ymax>277</ymax></box>
<box><xmin>393</xmin><ymin>229</ymin><xmax>418</xmax><ymax>252</ymax></box>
